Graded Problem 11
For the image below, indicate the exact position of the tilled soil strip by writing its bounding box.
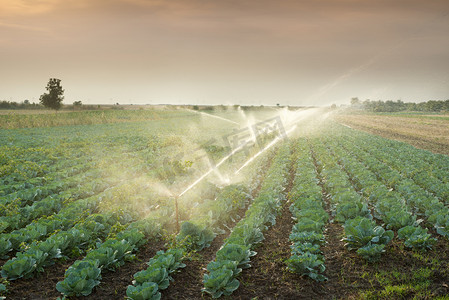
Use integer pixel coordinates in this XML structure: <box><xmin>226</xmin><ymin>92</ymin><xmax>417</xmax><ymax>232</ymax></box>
<box><xmin>232</xmin><ymin>142</ymin><xmax>309</xmax><ymax>299</ymax></box>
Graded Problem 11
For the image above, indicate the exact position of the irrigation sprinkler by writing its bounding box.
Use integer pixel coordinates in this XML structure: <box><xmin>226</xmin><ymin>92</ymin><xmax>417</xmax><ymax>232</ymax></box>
<box><xmin>168</xmin><ymin>195</ymin><xmax>181</xmax><ymax>234</ymax></box>
<box><xmin>175</xmin><ymin>195</ymin><xmax>180</xmax><ymax>233</ymax></box>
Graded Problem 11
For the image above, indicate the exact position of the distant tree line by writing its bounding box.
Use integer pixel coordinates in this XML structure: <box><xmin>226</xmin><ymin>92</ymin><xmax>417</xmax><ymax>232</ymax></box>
<box><xmin>351</xmin><ymin>98</ymin><xmax>449</xmax><ymax>112</ymax></box>
<box><xmin>0</xmin><ymin>100</ymin><xmax>44</xmax><ymax>110</ymax></box>
<box><xmin>0</xmin><ymin>100</ymin><xmax>102</xmax><ymax>111</ymax></box>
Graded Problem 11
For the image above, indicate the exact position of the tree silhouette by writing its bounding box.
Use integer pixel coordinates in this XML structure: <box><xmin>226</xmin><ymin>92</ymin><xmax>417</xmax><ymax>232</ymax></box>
<box><xmin>40</xmin><ymin>78</ymin><xmax>64</xmax><ymax>110</ymax></box>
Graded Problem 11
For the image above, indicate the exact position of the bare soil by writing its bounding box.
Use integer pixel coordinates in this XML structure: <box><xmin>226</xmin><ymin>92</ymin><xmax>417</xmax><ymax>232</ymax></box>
<box><xmin>334</xmin><ymin>113</ymin><xmax>449</xmax><ymax>155</ymax></box>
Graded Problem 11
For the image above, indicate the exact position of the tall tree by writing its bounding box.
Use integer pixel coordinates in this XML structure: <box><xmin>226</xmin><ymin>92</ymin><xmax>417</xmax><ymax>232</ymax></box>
<box><xmin>40</xmin><ymin>78</ymin><xmax>64</xmax><ymax>110</ymax></box>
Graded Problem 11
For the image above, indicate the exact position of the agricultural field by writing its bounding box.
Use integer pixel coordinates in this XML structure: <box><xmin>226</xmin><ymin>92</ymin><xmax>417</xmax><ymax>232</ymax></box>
<box><xmin>334</xmin><ymin>111</ymin><xmax>449</xmax><ymax>156</ymax></box>
<box><xmin>0</xmin><ymin>107</ymin><xmax>449</xmax><ymax>299</ymax></box>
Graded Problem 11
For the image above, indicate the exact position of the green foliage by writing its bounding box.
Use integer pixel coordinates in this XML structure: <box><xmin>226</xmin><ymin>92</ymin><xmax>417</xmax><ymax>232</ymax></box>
<box><xmin>56</xmin><ymin>227</ymin><xmax>147</xmax><ymax>297</ymax></box>
<box><xmin>335</xmin><ymin>199</ymin><xmax>371</xmax><ymax>222</ymax></box>
<box><xmin>292</xmin><ymin>218</ymin><xmax>325</xmax><ymax>233</ymax></box>
<box><xmin>0</xmin><ymin>253</ymin><xmax>37</xmax><ymax>280</ymax></box>
<box><xmin>343</xmin><ymin>217</ymin><xmax>393</xmax><ymax>254</ymax></box>
<box><xmin>126</xmin><ymin>282</ymin><xmax>161</xmax><ymax>300</ymax></box>
<box><xmin>206</xmin><ymin>260</ymin><xmax>242</xmax><ymax>277</ymax></box>
<box><xmin>0</xmin><ymin>282</ymin><xmax>6</xmax><ymax>300</ymax></box>
<box><xmin>289</xmin><ymin>231</ymin><xmax>325</xmax><ymax>245</ymax></box>
<box><xmin>203</xmin><ymin>268</ymin><xmax>240</xmax><ymax>298</ymax></box>
<box><xmin>56</xmin><ymin>260</ymin><xmax>101</xmax><ymax>296</ymax></box>
<box><xmin>149</xmin><ymin>248</ymin><xmax>186</xmax><ymax>274</ymax></box>
<box><xmin>202</xmin><ymin>144</ymin><xmax>291</xmax><ymax>298</ymax></box>
<box><xmin>216</xmin><ymin>244</ymin><xmax>256</xmax><ymax>269</ymax></box>
<box><xmin>291</xmin><ymin>207</ymin><xmax>328</xmax><ymax>224</ymax></box>
<box><xmin>0</xmin><ymin>238</ymin><xmax>12</xmax><ymax>259</ymax></box>
<box><xmin>225</xmin><ymin>224</ymin><xmax>264</xmax><ymax>247</ymax></box>
<box><xmin>356</xmin><ymin>243</ymin><xmax>386</xmax><ymax>262</ymax></box>
<box><xmin>383</xmin><ymin>209</ymin><xmax>417</xmax><ymax>230</ymax></box>
<box><xmin>287</xmin><ymin>252</ymin><xmax>327</xmax><ymax>281</ymax></box>
<box><xmin>125</xmin><ymin>248</ymin><xmax>186</xmax><ymax>299</ymax></box>
<box><xmin>176</xmin><ymin>221</ymin><xmax>216</xmax><ymax>251</ymax></box>
<box><xmin>39</xmin><ymin>78</ymin><xmax>64</xmax><ymax>111</ymax></box>
<box><xmin>133</xmin><ymin>267</ymin><xmax>170</xmax><ymax>289</ymax></box>
<box><xmin>360</xmin><ymin>99</ymin><xmax>449</xmax><ymax>112</ymax></box>
<box><xmin>397</xmin><ymin>226</ymin><xmax>436</xmax><ymax>250</ymax></box>
<box><xmin>290</xmin><ymin>242</ymin><xmax>322</xmax><ymax>256</ymax></box>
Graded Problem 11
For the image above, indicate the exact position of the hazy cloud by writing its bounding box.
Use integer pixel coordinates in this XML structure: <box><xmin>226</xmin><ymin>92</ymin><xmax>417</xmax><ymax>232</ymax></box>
<box><xmin>1</xmin><ymin>0</ymin><xmax>448</xmax><ymax>105</ymax></box>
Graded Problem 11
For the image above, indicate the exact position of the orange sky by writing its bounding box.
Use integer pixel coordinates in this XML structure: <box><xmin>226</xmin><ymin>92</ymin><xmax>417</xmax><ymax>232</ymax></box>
<box><xmin>1</xmin><ymin>0</ymin><xmax>449</xmax><ymax>105</ymax></box>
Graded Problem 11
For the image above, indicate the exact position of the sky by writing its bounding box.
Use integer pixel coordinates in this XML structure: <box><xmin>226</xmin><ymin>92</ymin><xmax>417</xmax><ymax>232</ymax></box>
<box><xmin>1</xmin><ymin>0</ymin><xmax>449</xmax><ymax>106</ymax></box>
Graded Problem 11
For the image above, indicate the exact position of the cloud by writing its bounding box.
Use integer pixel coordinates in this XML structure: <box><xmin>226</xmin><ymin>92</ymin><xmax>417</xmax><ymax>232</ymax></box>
<box><xmin>0</xmin><ymin>0</ymin><xmax>448</xmax><ymax>105</ymax></box>
<box><xmin>0</xmin><ymin>21</ymin><xmax>49</xmax><ymax>33</ymax></box>
<box><xmin>0</xmin><ymin>0</ymin><xmax>60</xmax><ymax>16</ymax></box>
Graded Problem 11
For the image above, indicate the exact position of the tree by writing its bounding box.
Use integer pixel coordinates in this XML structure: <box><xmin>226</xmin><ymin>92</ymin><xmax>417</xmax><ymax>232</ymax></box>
<box><xmin>40</xmin><ymin>78</ymin><xmax>64</xmax><ymax>110</ymax></box>
<box><xmin>350</xmin><ymin>97</ymin><xmax>360</xmax><ymax>106</ymax></box>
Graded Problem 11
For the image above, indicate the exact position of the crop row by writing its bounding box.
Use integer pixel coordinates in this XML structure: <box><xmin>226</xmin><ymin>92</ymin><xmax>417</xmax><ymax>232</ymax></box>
<box><xmin>323</xmin><ymin>138</ymin><xmax>437</xmax><ymax>250</ymax></box>
<box><xmin>341</xmin><ymin>128</ymin><xmax>449</xmax><ymax>203</ymax></box>
<box><xmin>286</xmin><ymin>140</ymin><xmax>328</xmax><ymax>281</ymax></box>
<box><xmin>310</xmin><ymin>139</ymin><xmax>394</xmax><ymax>262</ymax></box>
<box><xmin>124</xmin><ymin>149</ymin><xmax>275</xmax><ymax>299</ymax></box>
<box><xmin>328</xmin><ymin>129</ymin><xmax>449</xmax><ymax>239</ymax></box>
<box><xmin>57</xmin><ymin>145</ymin><xmax>276</xmax><ymax>298</ymax></box>
<box><xmin>202</xmin><ymin>144</ymin><xmax>291</xmax><ymax>298</ymax></box>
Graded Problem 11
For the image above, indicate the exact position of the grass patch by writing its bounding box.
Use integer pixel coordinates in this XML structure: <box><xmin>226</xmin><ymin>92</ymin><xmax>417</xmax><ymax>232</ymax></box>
<box><xmin>359</xmin><ymin>266</ymin><xmax>435</xmax><ymax>299</ymax></box>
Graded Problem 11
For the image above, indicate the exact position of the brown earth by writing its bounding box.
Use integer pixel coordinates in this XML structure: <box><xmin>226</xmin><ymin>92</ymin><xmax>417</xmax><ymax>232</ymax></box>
<box><xmin>333</xmin><ymin>113</ymin><xmax>449</xmax><ymax>156</ymax></box>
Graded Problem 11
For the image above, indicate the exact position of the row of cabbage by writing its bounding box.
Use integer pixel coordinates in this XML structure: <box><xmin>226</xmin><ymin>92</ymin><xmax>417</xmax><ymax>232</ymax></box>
<box><xmin>124</xmin><ymin>151</ymin><xmax>275</xmax><ymax>300</ymax></box>
<box><xmin>0</xmin><ymin>177</ymin><xmax>170</xmax><ymax>283</ymax></box>
<box><xmin>126</xmin><ymin>184</ymin><xmax>252</xmax><ymax>300</ymax></box>
<box><xmin>0</xmin><ymin>157</ymin><xmax>165</xmax><ymax>260</ymax></box>
<box><xmin>55</xmin><ymin>145</ymin><xmax>275</xmax><ymax>298</ymax></box>
<box><xmin>0</xmin><ymin>126</ymin><xmax>184</xmax><ymax>261</ymax></box>
<box><xmin>286</xmin><ymin>140</ymin><xmax>328</xmax><ymax>281</ymax></box>
<box><xmin>350</xmin><ymin>129</ymin><xmax>449</xmax><ymax>186</ymax></box>
<box><xmin>0</xmin><ymin>159</ymin><xmax>98</xmax><ymax>211</ymax></box>
<box><xmin>55</xmin><ymin>217</ymin><xmax>163</xmax><ymax>297</ymax></box>
<box><xmin>310</xmin><ymin>139</ymin><xmax>394</xmax><ymax>262</ymax></box>
<box><xmin>0</xmin><ymin>143</ymin><xmax>95</xmax><ymax>189</ymax></box>
<box><xmin>202</xmin><ymin>144</ymin><xmax>291</xmax><ymax>298</ymax></box>
<box><xmin>0</xmin><ymin>169</ymin><xmax>113</xmax><ymax>234</ymax></box>
<box><xmin>0</xmin><ymin>133</ymin><xmax>163</xmax><ymax>233</ymax></box>
<box><xmin>340</xmin><ymin>128</ymin><xmax>448</xmax><ymax>203</ymax></box>
<box><xmin>322</xmin><ymin>137</ymin><xmax>437</xmax><ymax>250</ymax></box>
<box><xmin>330</xmin><ymin>128</ymin><xmax>449</xmax><ymax>239</ymax></box>
<box><xmin>45</xmin><ymin>182</ymin><xmax>251</xmax><ymax>297</ymax></box>
<box><xmin>0</xmin><ymin>121</ymin><xmax>168</xmax><ymax>197</ymax></box>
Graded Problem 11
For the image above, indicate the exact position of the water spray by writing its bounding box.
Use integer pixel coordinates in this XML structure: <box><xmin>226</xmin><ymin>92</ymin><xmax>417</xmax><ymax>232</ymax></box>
<box><xmin>177</xmin><ymin>138</ymin><xmax>252</xmax><ymax>198</ymax></box>
<box><xmin>234</xmin><ymin>124</ymin><xmax>297</xmax><ymax>175</ymax></box>
<box><xmin>169</xmin><ymin>107</ymin><xmax>311</xmax><ymax>232</ymax></box>
<box><xmin>185</xmin><ymin>108</ymin><xmax>240</xmax><ymax>125</ymax></box>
